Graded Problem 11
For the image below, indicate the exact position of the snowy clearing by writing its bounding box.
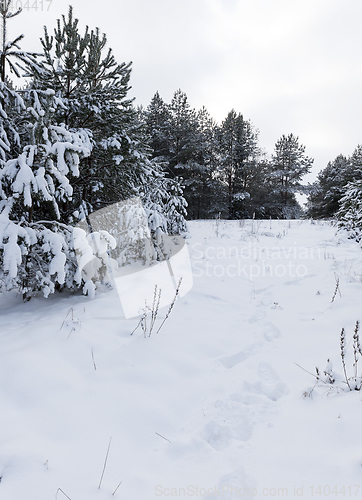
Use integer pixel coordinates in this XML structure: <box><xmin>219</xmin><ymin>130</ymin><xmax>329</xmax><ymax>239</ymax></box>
<box><xmin>1</xmin><ymin>219</ymin><xmax>362</xmax><ymax>499</ymax></box>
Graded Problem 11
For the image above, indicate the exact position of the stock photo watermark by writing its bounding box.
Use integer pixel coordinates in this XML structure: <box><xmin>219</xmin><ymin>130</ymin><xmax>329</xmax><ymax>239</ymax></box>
<box><xmin>73</xmin><ymin>195</ymin><xmax>326</xmax><ymax>317</ymax></box>
<box><xmin>192</xmin><ymin>260</ymin><xmax>308</xmax><ymax>280</ymax></box>
<box><xmin>155</xmin><ymin>484</ymin><xmax>360</xmax><ymax>497</ymax></box>
<box><xmin>191</xmin><ymin>242</ymin><xmax>323</xmax><ymax>280</ymax></box>
<box><xmin>73</xmin><ymin>197</ymin><xmax>193</xmax><ymax>319</ymax></box>
<box><xmin>191</xmin><ymin>242</ymin><xmax>324</xmax><ymax>261</ymax></box>
<box><xmin>8</xmin><ymin>0</ymin><xmax>53</xmax><ymax>12</ymax></box>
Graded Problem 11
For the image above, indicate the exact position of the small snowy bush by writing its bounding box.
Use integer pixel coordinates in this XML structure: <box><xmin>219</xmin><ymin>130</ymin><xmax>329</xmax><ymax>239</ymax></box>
<box><xmin>0</xmin><ymin>214</ymin><xmax>77</xmax><ymax>298</ymax></box>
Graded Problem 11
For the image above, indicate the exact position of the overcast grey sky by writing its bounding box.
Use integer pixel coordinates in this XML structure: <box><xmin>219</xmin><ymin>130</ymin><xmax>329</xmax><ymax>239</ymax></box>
<box><xmin>8</xmin><ymin>0</ymin><xmax>362</xmax><ymax>182</ymax></box>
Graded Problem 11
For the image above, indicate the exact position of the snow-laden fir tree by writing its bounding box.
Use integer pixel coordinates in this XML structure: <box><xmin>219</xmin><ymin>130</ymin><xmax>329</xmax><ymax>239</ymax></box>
<box><xmin>168</xmin><ymin>90</ymin><xmax>224</xmax><ymax>219</ymax></box>
<box><xmin>25</xmin><ymin>6</ymin><xmax>163</xmax><ymax>216</ymax></box>
<box><xmin>182</xmin><ymin>106</ymin><xmax>221</xmax><ymax>219</ymax></box>
<box><xmin>144</xmin><ymin>91</ymin><xmax>172</xmax><ymax>160</ymax></box>
<box><xmin>0</xmin><ymin>1</ymin><xmax>43</xmax><ymax>165</ymax></box>
<box><xmin>337</xmin><ymin>180</ymin><xmax>362</xmax><ymax>242</ymax></box>
<box><xmin>138</xmin><ymin>158</ymin><xmax>188</xmax><ymax>259</ymax></box>
<box><xmin>270</xmin><ymin>133</ymin><xmax>313</xmax><ymax>218</ymax></box>
<box><xmin>307</xmin><ymin>145</ymin><xmax>362</xmax><ymax>219</ymax></box>
<box><xmin>0</xmin><ymin>6</ymin><xmax>117</xmax><ymax>298</ymax></box>
<box><xmin>144</xmin><ymin>91</ymin><xmax>225</xmax><ymax>219</ymax></box>
<box><xmin>0</xmin><ymin>87</ymin><xmax>96</xmax><ymax>297</ymax></box>
<box><xmin>307</xmin><ymin>154</ymin><xmax>351</xmax><ymax>218</ymax></box>
<box><xmin>24</xmin><ymin>6</ymin><xmax>188</xmax><ymax>257</ymax></box>
<box><xmin>216</xmin><ymin>110</ymin><xmax>260</xmax><ymax>219</ymax></box>
<box><xmin>0</xmin><ymin>81</ymin><xmax>24</xmax><ymax>166</ymax></box>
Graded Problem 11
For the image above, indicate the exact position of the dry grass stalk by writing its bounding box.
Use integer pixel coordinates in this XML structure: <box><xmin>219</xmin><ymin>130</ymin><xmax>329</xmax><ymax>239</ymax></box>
<box><xmin>331</xmin><ymin>274</ymin><xmax>342</xmax><ymax>302</ymax></box>
<box><xmin>149</xmin><ymin>285</ymin><xmax>161</xmax><ymax>335</ymax></box>
<box><xmin>91</xmin><ymin>348</ymin><xmax>97</xmax><ymax>371</ymax></box>
<box><xmin>156</xmin><ymin>278</ymin><xmax>182</xmax><ymax>335</ymax></box>
<box><xmin>155</xmin><ymin>432</ymin><xmax>171</xmax><ymax>443</ymax></box>
<box><xmin>340</xmin><ymin>327</ymin><xmax>351</xmax><ymax>390</ymax></box>
<box><xmin>131</xmin><ymin>278</ymin><xmax>182</xmax><ymax>337</ymax></box>
<box><xmin>112</xmin><ymin>481</ymin><xmax>123</xmax><ymax>496</ymax></box>
<box><xmin>60</xmin><ymin>307</ymin><xmax>82</xmax><ymax>338</ymax></box>
<box><xmin>56</xmin><ymin>489</ymin><xmax>72</xmax><ymax>500</ymax></box>
<box><xmin>98</xmin><ymin>437</ymin><xmax>112</xmax><ymax>489</ymax></box>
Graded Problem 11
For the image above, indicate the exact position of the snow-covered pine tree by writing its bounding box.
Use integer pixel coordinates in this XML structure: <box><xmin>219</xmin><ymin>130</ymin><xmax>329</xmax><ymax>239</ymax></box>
<box><xmin>0</xmin><ymin>1</ymin><xmax>41</xmax><ymax>83</ymax></box>
<box><xmin>307</xmin><ymin>145</ymin><xmax>362</xmax><ymax>219</ymax></box>
<box><xmin>144</xmin><ymin>90</ymin><xmax>222</xmax><ymax>219</ymax></box>
<box><xmin>0</xmin><ymin>1</ymin><xmax>44</xmax><ymax>166</ymax></box>
<box><xmin>0</xmin><ymin>3</ymin><xmax>88</xmax><ymax>298</ymax></box>
<box><xmin>0</xmin><ymin>87</ymin><xmax>94</xmax><ymax>297</ymax></box>
<box><xmin>0</xmin><ymin>81</ymin><xmax>24</xmax><ymax>166</ymax></box>
<box><xmin>25</xmin><ymin>6</ymin><xmax>155</xmax><ymax>216</ymax></box>
<box><xmin>0</xmin><ymin>5</ymin><xmax>189</xmax><ymax>299</ymax></box>
<box><xmin>0</xmin><ymin>5</ymin><xmax>115</xmax><ymax>298</ymax></box>
<box><xmin>307</xmin><ymin>154</ymin><xmax>351</xmax><ymax>218</ymax></box>
<box><xmin>168</xmin><ymin>90</ymin><xmax>198</xmax><ymax>170</ymax></box>
<box><xmin>144</xmin><ymin>91</ymin><xmax>172</xmax><ymax>161</ymax></box>
<box><xmin>216</xmin><ymin>110</ymin><xmax>261</xmax><ymax>219</ymax></box>
<box><xmin>308</xmin><ymin>154</ymin><xmax>354</xmax><ymax>218</ymax></box>
<box><xmin>138</xmin><ymin>158</ymin><xmax>187</xmax><ymax>259</ymax></box>
<box><xmin>167</xmin><ymin>90</ymin><xmax>214</xmax><ymax>219</ymax></box>
<box><xmin>164</xmin><ymin>177</ymin><xmax>188</xmax><ymax>235</ymax></box>
<box><xmin>270</xmin><ymin>133</ymin><xmax>313</xmax><ymax>218</ymax></box>
<box><xmin>25</xmin><ymin>7</ymin><xmax>188</xmax><ymax>257</ymax></box>
<box><xmin>337</xmin><ymin>180</ymin><xmax>362</xmax><ymax>242</ymax></box>
<box><xmin>190</xmin><ymin>106</ymin><xmax>224</xmax><ymax>219</ymax></box>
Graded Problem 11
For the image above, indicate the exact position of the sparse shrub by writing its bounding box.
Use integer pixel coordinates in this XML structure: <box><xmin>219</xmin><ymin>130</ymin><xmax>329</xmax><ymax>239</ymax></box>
<box><xmin>131</xmin><ymin>279</ymin><xmax>182</xmax><ymax>337</ymax></box>
<box><xmin>299</xmin><ymin>321</ymin><xmax>361</xmax><ymax>397</ymax></box>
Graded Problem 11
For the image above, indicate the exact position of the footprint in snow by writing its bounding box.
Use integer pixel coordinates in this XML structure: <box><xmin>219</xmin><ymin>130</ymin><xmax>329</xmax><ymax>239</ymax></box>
<box><xmin>257</xmin><ymin>292</ymin><xmax>273</xmax><ymax>307</ymax></box>
<box><xmin>218</xmin><ymin>347</ymin><xmax>254</xmax><ymax>369</ymax></box>
<box><xmin>202</xmin><ymin>421</ymin><xmax>232</xmax><ymax>450</ymax></box>
<box><xmin>203</xmin><ymin>467</ymin><xmax>256</xmax><ymax>499</ymax></box>
<box><xmin>248</xmin><ymin>310</ymin><xmax>266</xmax><ymax>323</ymax></box>
<box><xmin>230</xmin><ymin>392</ymin><xmax>265</xmax><ymax>405</ymax></box>
<box><xmin>254</xmin><ymin>286</ymin><xmax>273</xmax><ymax>295</ymax></box>
<box><xmin>263</xmin><ymin>322</ymin><xmax>281</xmax><ymax>342</ymax></box>
<box><xmin>202</xmin><ymin>417</ymin><xmax>253</xmax><ymax>451</ymax></box>
<box><xmin>243</xmin><ymin>362</ymin><xmax>288</xmax><ymax>401</ymax></box>
<box><xmin>217</xmin><ymin>341</ymin><xmax>264</xmax><ymax>369</ymax></box>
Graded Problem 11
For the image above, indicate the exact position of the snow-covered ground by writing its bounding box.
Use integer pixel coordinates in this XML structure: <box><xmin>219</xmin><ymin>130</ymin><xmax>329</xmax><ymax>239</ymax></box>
<box><xmin>1</xmin><ymin>219</ymin><xmax>362</xmax><ymax>499</ymax></box>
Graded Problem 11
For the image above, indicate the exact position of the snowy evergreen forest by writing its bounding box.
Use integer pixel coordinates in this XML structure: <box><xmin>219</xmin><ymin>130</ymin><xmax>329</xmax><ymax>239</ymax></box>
<box><xmin>0</xmin><ymin>3</ymin><xmax>361</xmax><ymax>299</ymax></box>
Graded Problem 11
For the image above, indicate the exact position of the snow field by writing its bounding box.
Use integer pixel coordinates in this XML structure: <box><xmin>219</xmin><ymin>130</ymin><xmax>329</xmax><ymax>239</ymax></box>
<box><xmin>0</xmin><ymin>219</ymin><xmax>362</xmax><ymax>499</ymax></box>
